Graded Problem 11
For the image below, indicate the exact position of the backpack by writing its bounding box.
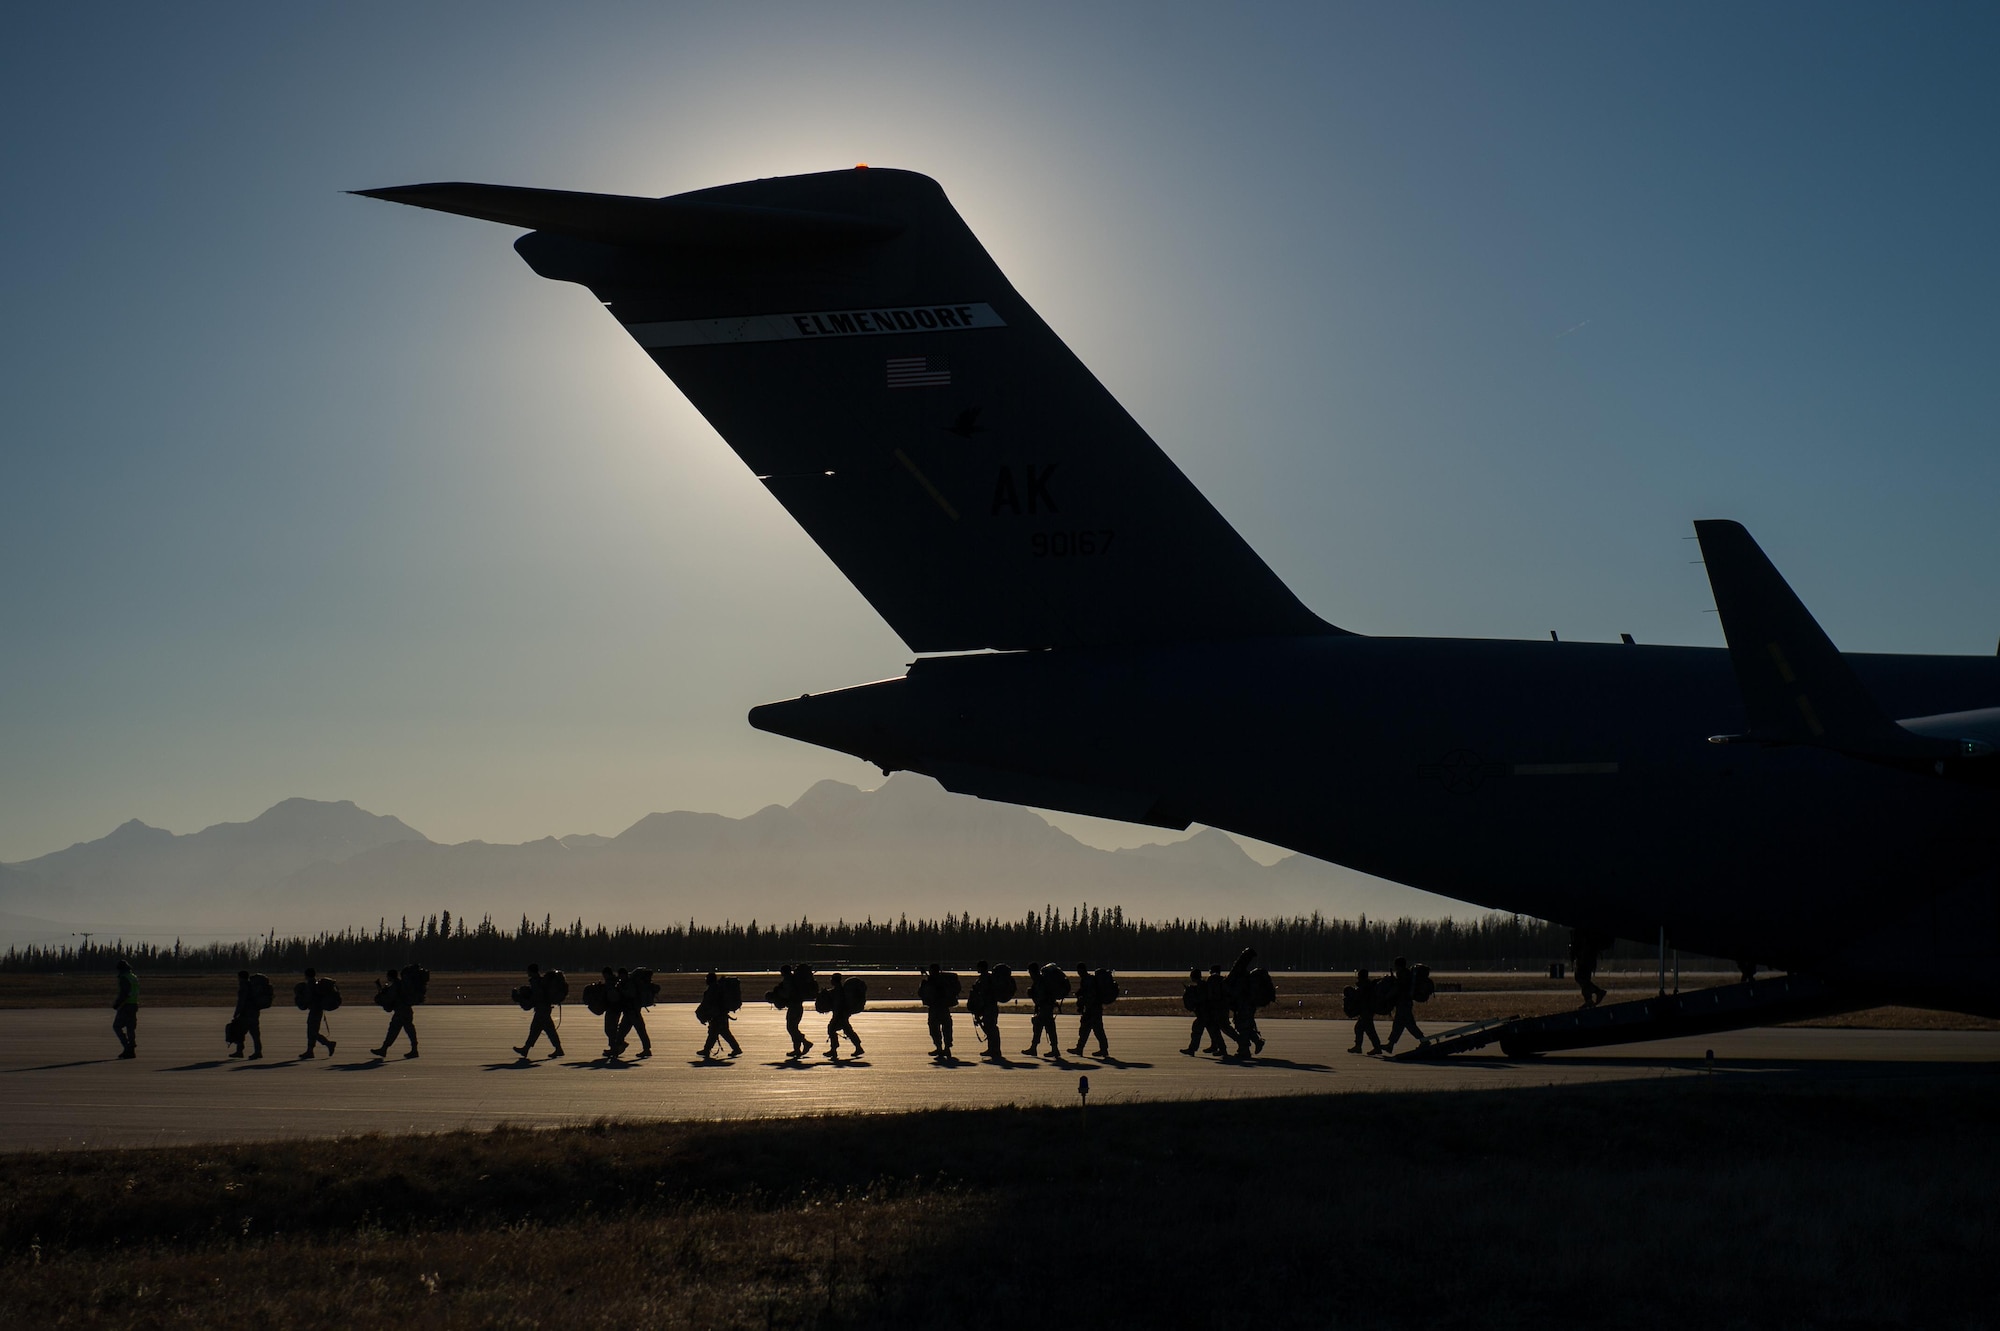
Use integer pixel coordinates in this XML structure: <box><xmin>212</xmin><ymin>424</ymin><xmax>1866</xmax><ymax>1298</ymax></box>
<box><xmin>294</xmin><ymin>981</ymin><xmax>314</xmax><ymax>1011</ymax></box>
<box><xmin>544</xmin><ymin>970</ymin><xmax>569</xmax><ymax>1005</ymax></box>
<box><xmin>317</xmin><ymin>978</ymin><xmax>342</xmax><ymax>1012</ymax></box>
<box><xmin>1412</xmin><ymin>963</ymin><xmax>1434</xmax><ymax>1003</ymax></box>
<box><xmin>1094</xmin><ymin>968</ymin><xmax>1118</xmax><ymax>1006</ymax></box>
<box><xmin>583</xmin><ymin>981</ymin><xmax>610</xmax><ymax>1016</ymax></box>
<box><xmin>249</xmin><ymin>974</ymin><xmax>274</xmax><ymax>1009</ymax></box>
<box><xmin>374</xmin><ymin>981</ymin><xmax>399</xmax><ymax>1012</ymax></box>
<box><xmin>399</xmin><ymin>965</ymin><xmax>430</xmax><ymax>1005</ymax></box>
<box><xmin>721</xmin><ymin>976</ymin><xmax>742</xmax><ymax>1012</ymax></box>
<box><xmin>511</xmin><ymin>984</ymin><xmax>535</xmax><ymax>1011</ymax></box>
<box><xmin>990</xmin><ymin>965</ymin><xmax>1016</xmax><ymax>1004</ymax></box>
<box><xmin>1342</xmin><ymin>984</ymin><xmax>1363</xmax><ymax>1018</ymax></box>
<box><xmin>766</xmin><ymin>980</ymin><xmax>792</xmax><ymax>1009</ymax></box>
<box><xmin>1035</xmin><ymin>966</ymin><xmax>1071</xmax><ymax>1005</ymax></box>
<box><xmin>814</xmin><ymin>985</ymin><xmax>835</xmax><ymax>1014</ymax></box>
<box><xmin>1251</xmin><ymin>968</ymin><xmax>1278</xmax><ymax>1008</ymax></box>
<box><xmin>622</xmin><ymin>968</ymin><xmax>659</xmax><ymax>1007</ymax></box>
<box><xmin>1182</xmin><ymin>982</ymin><xmax>1203</xmax><ymax>1013</ymax></box>
<box><xmin>843</xmin><ymin>976</ymin><xmax>868</xmax><ymax>1012</ymax></box>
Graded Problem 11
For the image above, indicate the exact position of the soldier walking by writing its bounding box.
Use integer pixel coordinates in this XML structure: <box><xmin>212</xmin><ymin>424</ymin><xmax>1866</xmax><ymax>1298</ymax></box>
<box><xmin>782</xmin><ymin>964</ymin><xmax>815</xmax><ymax>1058</ymax></box>
<box><xmin>515</xmin><ymin>963</ymin><xmax>564</xmax><ymax>1060</ymax></box>
<box><xmin>1069</xmin><ymin>965</ymin><xmax>1110</xmax><ymax>1059</ymax></box>
<box><xmin>1382</xmin><ymin>956</ymin><xmax>1425</xmax><ymax>1055</ymax></box>
<box><xmin>300</xmin><ymin>967</ymin><xmax>336</xmax><ymax>1059</ymax></box>
<box><xmin>229</xmin><ymin>970</ymin><xmax>265</xmax><ymax>1060</ymax></box>
<box><xmin>919</xmin><ymin>963</ymin><xmax>959</xmax><ymax>1058</ymax></box>
<box><xmin>111</xmin><ymin>958</ymin><xmax>139</xmax><ymax>1060</ymax></box>
<box><xmin>1227</xmin><ymin>947</ymin><xmax>1266</xmax><ymax>1057</ymax></box>
<box><xmin>1022</xmin><ymin>961</ymin><xmax>1064</xmax><ymax>1057</ymax></box>
<box><xmin>824</xmin><ymin>971</ymin><xmax>864</xmax><ymax>1058</ymax></box>
<box><xmin>1347</xmin><ymin>967</ymin><xmax>1386</xmax><ymax>1055</ymax></box>
<box><xmin>698</xmin><ymin>970</ymin><xmax>743</xmax><ymax>1059</ymax></box>
<box><xmin>371</xmin><ymin>968</ymin><xmax>418</xmax><ymax>1059</ymax></box>
<box><xmin>597</xmin><ymin>966</ymin><xmax>625</xmax><ymax>1058</ymax></box>
<box><xmin>615</xmin><ymin>967</ymin><xmax>653</xmax><ymax>1059</ymax></box>
<box><xmin>968</xmin><ymin>961</ymin><xmax>1004</xmax><ymax>1059</ymax></box>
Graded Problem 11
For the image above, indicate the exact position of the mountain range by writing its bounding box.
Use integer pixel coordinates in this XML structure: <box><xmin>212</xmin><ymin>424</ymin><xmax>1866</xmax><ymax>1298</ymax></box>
<box><xmin>0</xmin><ymin>775</ymin><xmax>1471</xmax><ymax>946</ymax></box>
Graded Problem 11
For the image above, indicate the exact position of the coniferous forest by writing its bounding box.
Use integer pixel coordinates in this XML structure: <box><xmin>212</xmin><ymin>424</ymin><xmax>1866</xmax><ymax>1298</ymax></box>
<box><xmin>0</xmin><ymin>905</ymin><xmax>1686</xmax><ymax>974</ymax></box>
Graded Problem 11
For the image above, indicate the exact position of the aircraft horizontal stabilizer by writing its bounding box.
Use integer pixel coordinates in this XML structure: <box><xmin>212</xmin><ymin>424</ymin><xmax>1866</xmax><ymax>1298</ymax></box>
<box><xmin>1695</xmin><ymin>519</ymin><xmax>1991</xmax><ymax>766</ymax></box>
<box><xmin>353</xmin><ymin>182</ymin><xmax>900</xmax><ymax>253</ymax></box>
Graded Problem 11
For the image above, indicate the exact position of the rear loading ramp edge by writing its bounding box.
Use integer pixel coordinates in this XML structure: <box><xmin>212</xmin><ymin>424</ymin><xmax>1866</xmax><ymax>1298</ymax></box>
<box><xmin>1394</xmin><ymin>974</ymin><xmax>1860</xmax><ymax>1061</ymax></box>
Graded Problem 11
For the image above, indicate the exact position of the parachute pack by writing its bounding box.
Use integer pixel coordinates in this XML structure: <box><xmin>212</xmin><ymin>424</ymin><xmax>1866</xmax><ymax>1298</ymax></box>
<box><xmin>919</xmin><ymin>971</ymin><xmax>961</xmax><ymax>1009</ymax></box>
<box><xmin>583</xmin><ymin>981</ymin><xmax>610</xmax><ymax>1016</ymax></box>
<box><xmin>248</xmin><ymin>973</ymin><xmax>274</xmax><ymax>1010</ymax></box>
<box><xmin>1341</xmin><ymin>984</ymin><xmax>1365</xmax><ymax>1018</ymax></box>
<box><xmin>400</xmin><ymin>964</ymin><xmax>431</xmax><ymax>1005</ymax></box>
<box><xmin>619</xmin><ymin>968</ymin><xmax>660</xmax><ymax>1008</ymax></box>
<box><xmin>1088</xmin><ymin>968</ymin><xmax>1118</xmax><ymax>1006</ymax></box>
<box><xmin>721</xmin><ymin>975</ymin><xmax>743</xmax><ymax>1011</ymax></box>
<box><xmin>1033</xmin><ymin>965</ymin><xmax>1071</xmax><ymax>1006</ymax></box>
<box><xmin>765</xmin><ymin>980</ymin><xmax>791</xmax><ymax>1009</ymax></box>
<box><xmin>843</xmin><ymin>976</ymin><xmax>868</xmax><ymax>1012</ymax></box>
<box><xmin>1182</xmin><ymin>981</ymin><xmax>1203</xmax><ymax>1013</ymax></box>
<box><xmin>1250</xmin><ymin>967</ymin><xmax>1278</xmax><ymax>1008</ymax></box>
<box><xmin>511</xmin><ymin>984</ymin><xmax>536</xmax><ymax>1011</ymax></box>
<box><xmin>1411</xmin><ymin>963</ymin><xmax>1434</xmax><ymax>1003</ymax></box>
<box><xmin>988</xmin><ymin>965</ymin><xmax>1016</xmax><ymax>1005</ymax></box>
<box><xmin>544</xmin><ymin>970</ymin><xmax>570</xmax><ymax>1005</ymax></box>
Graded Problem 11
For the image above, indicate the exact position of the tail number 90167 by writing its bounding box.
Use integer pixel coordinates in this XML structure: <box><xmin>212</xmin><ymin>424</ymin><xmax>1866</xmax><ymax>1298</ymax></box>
<box><xmin>1030</xmin><ymin>530</ymin><xmax>1116</xmax><ymax>558</ymax></box>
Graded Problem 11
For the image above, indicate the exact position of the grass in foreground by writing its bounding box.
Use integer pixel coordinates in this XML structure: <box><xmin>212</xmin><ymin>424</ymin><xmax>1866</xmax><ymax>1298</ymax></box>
<box><xmin>2</xmin><ymin>1076</ymin><xmax>1996</xmax><ymax>1329</ymax></box>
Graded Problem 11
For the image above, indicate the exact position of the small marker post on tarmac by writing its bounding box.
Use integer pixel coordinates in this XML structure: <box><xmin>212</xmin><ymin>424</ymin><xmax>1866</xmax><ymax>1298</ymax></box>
<box><xmin>1078</xmin><ymin>1074</ymin><xmax>1089</xmax><ymax>1127</ymax></box>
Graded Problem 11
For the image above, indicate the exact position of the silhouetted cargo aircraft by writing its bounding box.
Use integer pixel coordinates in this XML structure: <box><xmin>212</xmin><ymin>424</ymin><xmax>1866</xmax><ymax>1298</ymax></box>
<box><xmin>364</xmin><ymin>169</ymin><xmax>2000</xmax><ymax>1024</ymax></box>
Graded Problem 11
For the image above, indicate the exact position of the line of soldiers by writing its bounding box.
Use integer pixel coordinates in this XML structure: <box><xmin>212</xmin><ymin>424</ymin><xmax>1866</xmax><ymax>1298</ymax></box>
<box><xmin>1344</xmin><ymin>956</ymin><xmax>1432</xmax><ymax>1056</ymax></box>
<box><xmin>100</xmin><ymin>956</ymin><xmax>1292</xmax><ymax>1064</ymax></box>
<box><xmin>1180</xmin><ymin>947</ymin><xmax>1278</xmax><ymax>1058</ymax></box>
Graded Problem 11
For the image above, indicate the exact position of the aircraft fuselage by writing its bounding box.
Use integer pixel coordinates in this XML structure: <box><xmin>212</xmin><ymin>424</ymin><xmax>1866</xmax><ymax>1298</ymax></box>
<box><xmin>753</xmin><ymin>637</ymin><xmax>2000</xmax><ymax>1012</ymax></box>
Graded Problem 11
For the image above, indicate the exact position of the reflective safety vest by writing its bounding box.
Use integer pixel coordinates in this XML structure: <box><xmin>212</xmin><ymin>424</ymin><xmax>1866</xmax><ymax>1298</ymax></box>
<box><xmin>118</xmin><ymin>973</ymin><xmax>139</xmax><ymax>1006</ymax></box>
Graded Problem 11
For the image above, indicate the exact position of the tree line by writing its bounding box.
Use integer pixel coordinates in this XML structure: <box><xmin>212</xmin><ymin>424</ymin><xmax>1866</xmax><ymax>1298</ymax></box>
<box><xmin>0</xmin><ymin>904</ymin><xmax>1696</xmax><ymax>975</ymax></box>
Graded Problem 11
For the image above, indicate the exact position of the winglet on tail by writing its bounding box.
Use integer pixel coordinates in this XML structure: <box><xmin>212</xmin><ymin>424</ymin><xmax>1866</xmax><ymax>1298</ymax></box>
<box><xmin>1694</xmin><ymin>519</ymin><xmax>1974</xmax><ymax>761</ymax></box>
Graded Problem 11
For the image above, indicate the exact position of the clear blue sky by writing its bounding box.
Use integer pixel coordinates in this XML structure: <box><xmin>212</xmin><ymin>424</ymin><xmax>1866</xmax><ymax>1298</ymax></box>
<box><xmin>3</xmin><ymin>3</ymin><xmax>1997</xmax><ymax>861</ymax></box>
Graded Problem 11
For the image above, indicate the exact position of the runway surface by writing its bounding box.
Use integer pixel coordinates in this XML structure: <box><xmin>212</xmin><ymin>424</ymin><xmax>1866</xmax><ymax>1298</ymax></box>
<box><xmin>3</xmin><ymin>1006</ymin><xmax>1995</xmax><ymax>1152</ymax></box>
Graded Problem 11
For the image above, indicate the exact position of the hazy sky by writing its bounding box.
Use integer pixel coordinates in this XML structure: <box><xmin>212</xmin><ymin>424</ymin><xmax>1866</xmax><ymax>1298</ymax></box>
<box><xmin>4</xmin><ymin>4</ymin><xmax>1997</xmax><ymax>863</ymax></box>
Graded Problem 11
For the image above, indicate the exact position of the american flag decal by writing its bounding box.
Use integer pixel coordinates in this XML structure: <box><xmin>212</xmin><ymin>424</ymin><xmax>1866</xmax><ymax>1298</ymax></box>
<box><xmin>885</xmin><ymin>356</ymin><xmax>951</xmax><ymax>389</ymax></box>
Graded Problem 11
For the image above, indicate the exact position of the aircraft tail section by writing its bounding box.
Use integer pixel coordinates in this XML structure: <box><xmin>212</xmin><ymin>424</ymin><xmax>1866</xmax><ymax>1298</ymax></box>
<box><xmin>1695</xmin><ymin>519</ymin><xmax>1984</xmax><ymax>763</ymax></box>
<box><xmin>362</xmin><ymin>170</ymin><xmax>1337</xmax><ymax>653</ymax></box>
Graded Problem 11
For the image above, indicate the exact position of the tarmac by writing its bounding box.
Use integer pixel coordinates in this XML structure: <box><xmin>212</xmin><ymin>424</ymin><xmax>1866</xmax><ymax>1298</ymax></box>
<box><xmin>3</xmin><ymin>1006</ymin><xmax>1995</xmax><ymax>1152</ymax></box>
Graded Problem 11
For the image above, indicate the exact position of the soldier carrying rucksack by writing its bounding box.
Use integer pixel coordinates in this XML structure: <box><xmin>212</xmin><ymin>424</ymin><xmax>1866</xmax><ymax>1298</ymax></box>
<box><xmin>918</xmin><ymin>963</ymin><xmax>961</xmax><ymax>1058</ymax></box>
<box><xmin>513</xmin><ymin>963</ymin><xmax>566</xmax><ymax>1060</ymax></box>
<box><xmin>297</xmin><ymin>967</ymin><xmax>340</xmax><ymax>1059</ymax></box>
<box><xmin>1182</xmin><ymin>966</ymin><xmax>1235</xmax><ymax>1057</ymax></box>
<box><xmin>228</xmin><ymin>970</ymin><xmax>271</xmax><ymax>1060</ymax></box>
<box><xmin>697</xmin><ymin>970</ymin><xmax>744</xmax><ymax>1060</ymax></box>
<box><xmin>1022</xmin><ymin>961</ymin><xmax>1068</xmax><ymax>1057</ymax></box>
<box><xmin>1345</xmin><ymin>967</ymin><xmax>1386</xmax><ymax>1055</ymax></box>
<box><xmin>769</xmin><ymin>963</ymin><xmax>815</xmax><ymax>1059</ymax></box>
<box><xmin>615</xmin><ymin>966</ymin><xmax>657</xmax><ymax>1059</ymax></box>
<box><xmin>967</xmin><ymin>961</ymin><xmax>1013</xmax><ymax>1060</ymax></box>
<box><xmin>1381</xmin><ymin>956</ymin><xmax>1426</xmax><ymax>1055</ymax></box>
<box><xmin>371</xmin><ymin>964</ymin><xmax>426</xmax><ymax>1059</ymax></box>
<box><xmin>1069</xmin><ymin>964</ymin><xmax>1114</xmax><ymax>1060</ymax></box>
<box><xmin>819</xmin><ymin>971</ymin><xmax>866</xmax><ymax>1058</ymax></box>
<box><xmin>1226</xmin><ymin>947</ymin><xmax>1275</xmax><ymax>1058</ymax></box>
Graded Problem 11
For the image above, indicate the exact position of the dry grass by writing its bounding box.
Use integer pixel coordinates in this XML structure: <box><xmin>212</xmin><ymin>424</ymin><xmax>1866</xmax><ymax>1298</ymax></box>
<box><xmin>1</xmin><ymin>1077</ymin><xmax>1996</xmax><ymax>1328</ymax></box>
